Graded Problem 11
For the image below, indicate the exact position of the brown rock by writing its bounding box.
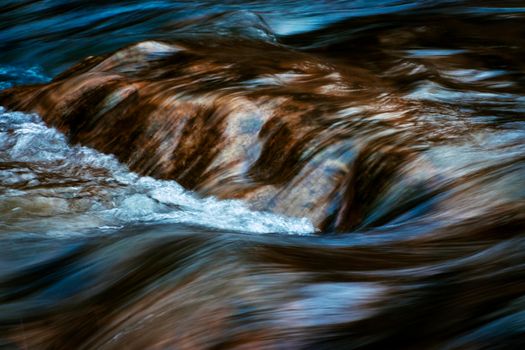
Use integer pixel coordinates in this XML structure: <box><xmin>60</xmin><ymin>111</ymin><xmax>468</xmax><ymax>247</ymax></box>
<box><xmin>0</xmin><ymin>40</ymin><xmax>428</xmax><ymax>231</ymax></box>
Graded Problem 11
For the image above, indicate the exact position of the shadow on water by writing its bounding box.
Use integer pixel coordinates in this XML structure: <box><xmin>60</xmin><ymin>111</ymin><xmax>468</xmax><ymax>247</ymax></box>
<box><xmin>0</xmin><ymin>0</ymin><xmax>525</xmax><ymax>349</ymax></box>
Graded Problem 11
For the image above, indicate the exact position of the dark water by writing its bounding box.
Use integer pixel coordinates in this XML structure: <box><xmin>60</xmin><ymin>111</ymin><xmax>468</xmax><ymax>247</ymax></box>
<box><xmin>1</xmin><ymin>1</ymin><xmax>525</xmax><ymax>349</ymax></box>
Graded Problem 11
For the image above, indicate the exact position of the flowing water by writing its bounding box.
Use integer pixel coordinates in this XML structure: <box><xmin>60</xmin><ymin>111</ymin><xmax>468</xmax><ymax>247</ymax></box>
<box><xmin>0</xmin><ymin>1</ymin><xmax>524</xmax><ymax>349</ymax></box>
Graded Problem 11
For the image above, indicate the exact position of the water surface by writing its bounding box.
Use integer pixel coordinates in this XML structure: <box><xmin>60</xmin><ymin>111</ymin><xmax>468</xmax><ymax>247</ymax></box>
<box><xmin>1</xmin><ymin>1</ymin><xmax>524</xmax><ymax>349</ymax></box>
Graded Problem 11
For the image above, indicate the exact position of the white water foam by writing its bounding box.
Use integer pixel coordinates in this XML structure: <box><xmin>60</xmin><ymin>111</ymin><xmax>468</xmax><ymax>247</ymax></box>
<box><xmin>0</xmin><ymin>106</ymin><xmax>314</xmax><ymax>235</ymax></box>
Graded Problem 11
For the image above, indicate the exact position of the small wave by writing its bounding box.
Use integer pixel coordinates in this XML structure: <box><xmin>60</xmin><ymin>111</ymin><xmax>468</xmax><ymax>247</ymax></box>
<box><xmin>167</xmin><ymin>10</ymin><xmax>278</xmax><ymax>43</ymax></box>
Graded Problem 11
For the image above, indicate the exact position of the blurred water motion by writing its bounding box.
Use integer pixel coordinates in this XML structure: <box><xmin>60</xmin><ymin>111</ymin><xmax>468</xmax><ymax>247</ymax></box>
<box><xmin>1</xmin><ymin>1</ymin><xmax>525</xmax><ymax>349</ymax></box>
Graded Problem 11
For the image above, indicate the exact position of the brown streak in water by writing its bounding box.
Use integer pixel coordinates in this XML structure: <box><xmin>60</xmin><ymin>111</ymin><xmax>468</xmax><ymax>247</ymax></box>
<box><xmin>0</xmin><ymin>40</ymin><xmax>438</xmax><ymax>232</ymax></box>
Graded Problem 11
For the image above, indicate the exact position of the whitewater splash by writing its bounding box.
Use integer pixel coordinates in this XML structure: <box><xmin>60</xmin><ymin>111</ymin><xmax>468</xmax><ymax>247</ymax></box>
<box><xmin>0</xmin><ymin>106</ymin><xmax>314</xmax><ymax>236</ymax></box>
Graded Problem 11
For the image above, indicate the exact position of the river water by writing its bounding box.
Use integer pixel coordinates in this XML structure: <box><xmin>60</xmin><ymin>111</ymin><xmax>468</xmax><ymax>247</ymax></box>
<box><xmin>0</xmin><ymin>1</ymin><xmax>524</xmax><ymax>349</ymax></box>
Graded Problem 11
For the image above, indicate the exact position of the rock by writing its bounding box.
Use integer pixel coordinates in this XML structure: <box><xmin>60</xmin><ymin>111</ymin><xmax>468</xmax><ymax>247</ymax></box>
<box><xmin>0</xmin><ymin>39</ymin><xmax>428</xmax><ymax>232</ymax></box>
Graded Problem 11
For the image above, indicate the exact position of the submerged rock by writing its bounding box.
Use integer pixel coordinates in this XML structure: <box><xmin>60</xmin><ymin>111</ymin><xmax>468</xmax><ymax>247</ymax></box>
<box><xmin>1</xmin><ymin>38</ymin><xmax>516</xmax><ymax>232</ymax></box>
